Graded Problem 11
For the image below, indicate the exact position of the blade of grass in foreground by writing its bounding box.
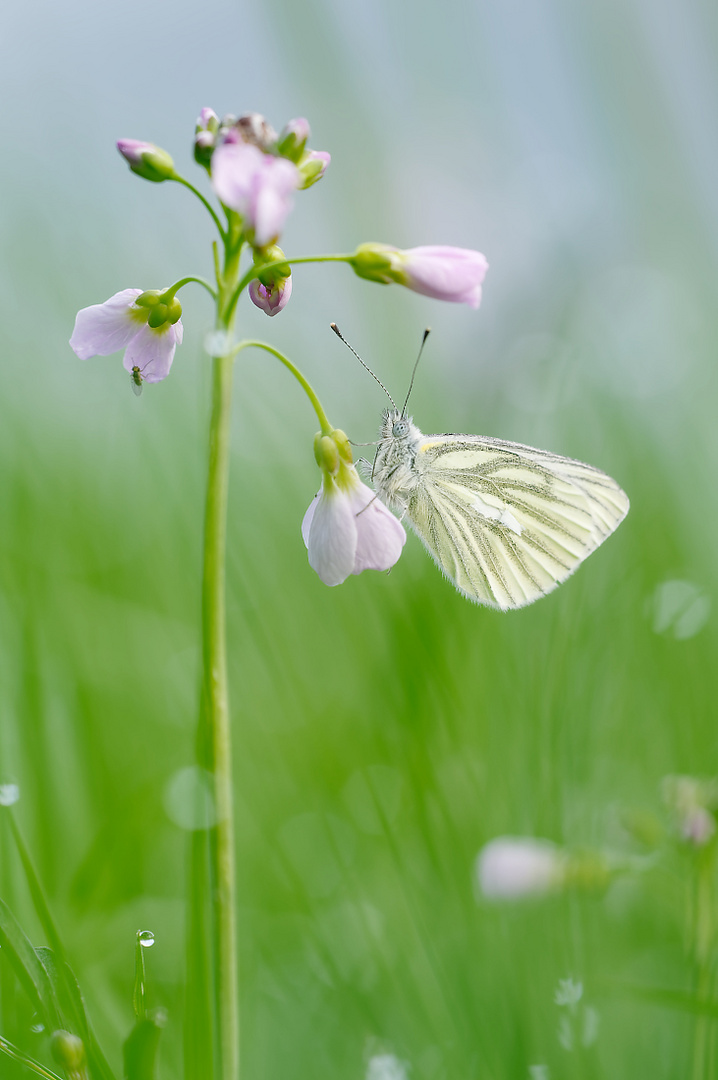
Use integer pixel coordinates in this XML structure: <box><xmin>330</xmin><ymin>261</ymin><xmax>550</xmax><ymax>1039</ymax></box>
<box><xmin>0</xmin><ymin>1033</ymin><xmax>63</xmax><ymax>1080</ymax></box>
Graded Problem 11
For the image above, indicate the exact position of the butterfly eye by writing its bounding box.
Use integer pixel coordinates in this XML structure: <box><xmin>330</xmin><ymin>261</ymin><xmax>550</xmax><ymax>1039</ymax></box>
<box><xmin>392</xmin><ymin>420</ymin><xmax>409</xmax><ymax>437</ymax></box>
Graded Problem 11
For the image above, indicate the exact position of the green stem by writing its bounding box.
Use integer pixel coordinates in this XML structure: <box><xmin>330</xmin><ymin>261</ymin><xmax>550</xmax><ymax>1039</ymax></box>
<box><xmin>228</xmin><ymin>253</ymin><xmax>353</xmax><ymax>317</ymax></box>
<box><xmin>195</xmin><ymin>240</ymin><xmax>242</xmax><ymax>1080</ymax></box>
<box><xmin>235</xmin><ymin>340</ymin><xmax>333</xmax><ymax>434</ymax></box>
<box><xmin>171</xmin><ymin>176</ymin><xmax>226</xmax><ymax>239</ymax></box>
<box><xmin>0</xmin><ymin>1034</ymin><xmax>63</xmax><ymax>1080</ymax></box>
<box><xmin>162</xmin><ymin>276</ymin><xmax>218</xmax><ymax>302</ymax></box>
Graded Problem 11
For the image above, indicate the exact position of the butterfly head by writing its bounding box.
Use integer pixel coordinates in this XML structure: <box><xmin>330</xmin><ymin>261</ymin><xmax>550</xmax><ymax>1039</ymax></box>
<box><xmin>381</xmin><ymin>408</ymin><xmax>415</xmax><ymax>442</ymax></box>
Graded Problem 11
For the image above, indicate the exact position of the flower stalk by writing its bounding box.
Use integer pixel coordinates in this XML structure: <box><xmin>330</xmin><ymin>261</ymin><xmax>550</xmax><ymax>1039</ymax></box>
<box><xmin>198</xmin><ymin>241</ymin><xmax>241</xmax><ymax>1080</ymax></box>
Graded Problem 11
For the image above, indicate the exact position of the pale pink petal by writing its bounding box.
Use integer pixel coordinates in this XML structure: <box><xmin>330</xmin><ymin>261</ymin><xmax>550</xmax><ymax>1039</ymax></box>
<box><xmin>69</xmin><ymin>289</ymin><xmax>143</xmax><ymax>360</ymax></box>
<box><xmin>211</xmin><ymin>142</ymin><xmax>264</xmax><ymax>208</ymax></box>
<box><xmin>122</xmin><ymin>321</ymin><xmax>182</xmax><ymax>383</ymax></box>
<box><xmin>349</xmin><ymin>488</ymin><xmax>407</xmax><ymax>574</ymax></box>
<box><xmin>301</xmin><ymin>493</ymin><xmax>320</xmax><ymax>547</ymax></box>
<box><xmin>401</xmin><ymin>246</ymin><xmax>489</xmax><ymax>308</ymax></box>
<box><xmin>250</xmin><ymin>157</ymin><xmax>300</xmax><ymax>246</ymax></box>
<box><xmin>305</xmin><ymin>487</ymin><xmax>358</xmax><ymax>586</ymax></box>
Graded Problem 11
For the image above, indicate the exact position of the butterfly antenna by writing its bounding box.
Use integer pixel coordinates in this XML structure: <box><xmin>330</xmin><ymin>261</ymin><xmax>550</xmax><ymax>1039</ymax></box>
<box><xmin>401</xmin><ymin>328</ymin><xmax>430</xmax><ymax>417</ymax></box>
<box><xmin>330</xmin><ymin>323</ymin><xmax>397</xmax><ymax>409</ymax></box>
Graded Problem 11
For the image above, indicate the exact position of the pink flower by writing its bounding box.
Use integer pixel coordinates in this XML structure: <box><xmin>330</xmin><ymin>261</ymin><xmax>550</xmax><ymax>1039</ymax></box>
<box><xmin>69</xmin><ymin>289</ymin><xmax>183</xmax><ymax>384</ymax></box>
<box><xmin>302</xmin><ymin>468</ymin><xmax>406</xmax><ymax>586</ymax></box>
<box><xmin>351</xmin><ymin>243</ymin><xmax>489</xmax><ymax>308</ymax></box>
<box><xmin>248</xmin><ymin>276</ymin><xmax>292</xmax><ymax>316</ymax></box>
<box><xmin>211</xmin><ymin>142</ymin><xmax>300</xmax><ymax>246</ymax></box>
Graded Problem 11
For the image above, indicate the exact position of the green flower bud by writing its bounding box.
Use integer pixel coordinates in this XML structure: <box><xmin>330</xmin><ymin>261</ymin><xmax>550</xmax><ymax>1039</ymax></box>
<box><xmin>117</xmin><ymin>140</ymin><xmax>176</xmax><ymax>183</ymax></box>
<box><xmin>51</xmin><ymin>1031</ymin><xmax>88</xmax><ymax>1079</ymax></box>
<box><xmin>147</xmin><ymin>303</ymin><xmax>169</xmax><ymax>328</ymax></box>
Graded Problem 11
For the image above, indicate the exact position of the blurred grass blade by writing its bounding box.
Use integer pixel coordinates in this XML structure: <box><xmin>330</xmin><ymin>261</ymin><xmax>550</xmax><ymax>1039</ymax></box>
<box><xmin>0</xmin><ymin>1032</ymin><xmax>63</xmax><ymax>1080</ymax></box>
<box><xmin>184</xmin><ymin>809</ymin><xmax>217</xmax><ymax>1079</ymax></box>
<box><xmin>0</xmin><ymin>897</ymin><xmax>62</xmax><ymax>1031</ymax></box>
<box><xmin>7</xmin><ymin>812</ymin><xmax>64</xmax><ymax>960</ymax></box>
<box><xmin>123</xmin><ymin>1014</ymin><xmax>164</xmax><ymax>1080</ymax></box>
<box><xmin>4</xmin><ymin>810</ymin><xmax>115</xmax><ymax>1079</ymax></box>
<box><xmin>616</xmin><ymin>982</ymin><xmax>718</xmax><ymax>1018</ymax></box>
<box><xmin>35</xmin><ymin>949</ymin><xmax>115</xmax><ymax>1080</ymax></box>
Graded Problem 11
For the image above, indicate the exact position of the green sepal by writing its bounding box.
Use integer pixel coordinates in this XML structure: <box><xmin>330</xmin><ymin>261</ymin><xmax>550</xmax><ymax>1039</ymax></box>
<box><xmin>135</xmin><ymin>291</ymin><xmax>162</xmax><ymax>308</ymax></box>
<box><xmin>126</xmin><ymin>146</ymin><xmax>175</xmax><ymax>184</ymax></box>
<box><xmin>254</xmin><ymin>245</ymin><xmax>291</xmax><ymax>285</ymax></box>
<box><xmin>348</xmin><ymin>243</ymin><xmax>397</xmax><ymax>284</ymax></box>
<box><xmin>147</xmin><ymin>304</ymin><xmax>169</xmax><ymax>329</ymax></box>
<box><xmin>165</xmin><ymin>297</ymin><xmax>182</xmax><ymax>324</ymax></box>
<box><xmin>314</xmin><ymin>433</ymin><xmax>339</xmax><ymax>475</ymax></box>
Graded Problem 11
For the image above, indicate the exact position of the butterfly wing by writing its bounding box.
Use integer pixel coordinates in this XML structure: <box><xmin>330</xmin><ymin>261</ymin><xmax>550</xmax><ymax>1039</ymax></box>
<box><xmin>406</xmin><ymin>434</ymin><xmax>629</xmax><ymax>609</ymax></box>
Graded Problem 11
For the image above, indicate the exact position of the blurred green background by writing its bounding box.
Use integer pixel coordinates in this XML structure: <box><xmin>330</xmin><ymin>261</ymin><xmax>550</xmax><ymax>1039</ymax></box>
<box><xmin>1</xmin><ymin>0</ymin><xmax>717</xmax><ymax>1077</ymax></box>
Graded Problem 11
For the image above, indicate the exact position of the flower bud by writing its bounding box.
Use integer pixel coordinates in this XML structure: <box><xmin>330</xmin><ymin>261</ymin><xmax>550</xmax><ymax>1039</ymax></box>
<box><xmin>349</xmin><ymin>243</ymin><xmax>488</xmax><ymax>308</ymax></box>
<box><xmin>249</xmin><ymin>245</ymin><xmax>293</xmax><ymax>316</ymax></box>
<box><xmin>277</xmin><ymin>118</ymin><xmax>310</xmax><ymax>163</ymax></box>
<box><xmin>194</xmin><ymin>107</ymin><xmax>220</xmax><ymax>167</ymax></box>
<box><xmin>249</xmin><ymin>277</ymin><xmax>292</xmax><ymax>317</ymax></box>
<box><xmin>196</xmin><ymin>107</ymin><xmax>219</xmax><ymax>133</ymax></box>
<box><xmin>116</xmin><ymin>140</ymin><xmax>175</xmax><ymax>183</ymax></box>
<box><xmin>298</xmin><ymin>150</ymin><xmax>331</xmax><ymax>189</ymax></box>
<box><xmin>51</xmin><ymin>1031</ymin><xmax>88</xmax><ymax>1079</ymax></box>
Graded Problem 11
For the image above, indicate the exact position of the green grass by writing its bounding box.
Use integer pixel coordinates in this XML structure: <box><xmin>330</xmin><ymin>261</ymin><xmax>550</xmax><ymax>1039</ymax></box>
<box><xmin>0</xmin><ymin>340</ymin><xmax>715</xmax><ymax>1078</ymax></box>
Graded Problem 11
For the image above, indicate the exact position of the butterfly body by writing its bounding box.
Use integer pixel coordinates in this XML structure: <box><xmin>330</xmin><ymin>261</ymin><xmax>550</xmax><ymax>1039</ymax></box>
<box><xmin>372</xmin><ymin>408</ymin><xmax>629</xmax><ymax>610</ymax></box>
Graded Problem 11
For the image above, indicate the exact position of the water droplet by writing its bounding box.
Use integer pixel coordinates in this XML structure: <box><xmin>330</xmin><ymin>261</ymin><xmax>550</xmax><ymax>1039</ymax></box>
<box><xmin>29</xmin><ymin>1014</ymin><xmax>44</xmax><ymax>1034</ymax></box>
<box><xmin>138</xmin><ymin>930</ymin><xmax>155</xmax><ymax>948</ymax></box>
<box><xmin>0</xmin><ymin>783</ymin><xmax>20</xmax><ymax>806</ymax></box>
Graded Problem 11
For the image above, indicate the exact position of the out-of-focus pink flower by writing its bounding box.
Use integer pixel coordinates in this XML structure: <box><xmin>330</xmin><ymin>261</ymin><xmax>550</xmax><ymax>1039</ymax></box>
<box><xmin>298</xmin><ymin>150</ymin><xmax>331</xmax><ymax>189</ymax></box>
<box><xmin>350</xmin><ymin>243</ymin><xmax>488</xmax><ymax>308</ymax></box>
<box><xmin>211</xmin><ymin>142</ymin><xmax>300</xmax><ymax>246</ymax></box>
<box><xmin>302</xmin><ymin>466</ymin><xmax>406</xmax><ymax>587</ymax></box>
<box><xmin>116</xmin><ymin>139</ymin><xmax>175</xmax><ymax>183</ymax></box>
<box><xmin>248</xmin><ymin>276</ymin><xmax>292</xmax><ymax>316</ymax></box>
<box><xmin>69</xmin><ymin>289</ymin><xmax>183</xmax><ymax>383</ymax></box>
<box><xmin>476</xmin><ymin>837</ymin><xmax>565</xmax><ymax>900</ymax></box>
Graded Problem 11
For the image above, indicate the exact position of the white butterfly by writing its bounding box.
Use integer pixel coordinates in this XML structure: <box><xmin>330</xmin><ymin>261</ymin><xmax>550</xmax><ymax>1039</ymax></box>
<box><xmin>371</xmin><ymin>408</ymin><xmax>629</xmax><ymax>610</ymax></box>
